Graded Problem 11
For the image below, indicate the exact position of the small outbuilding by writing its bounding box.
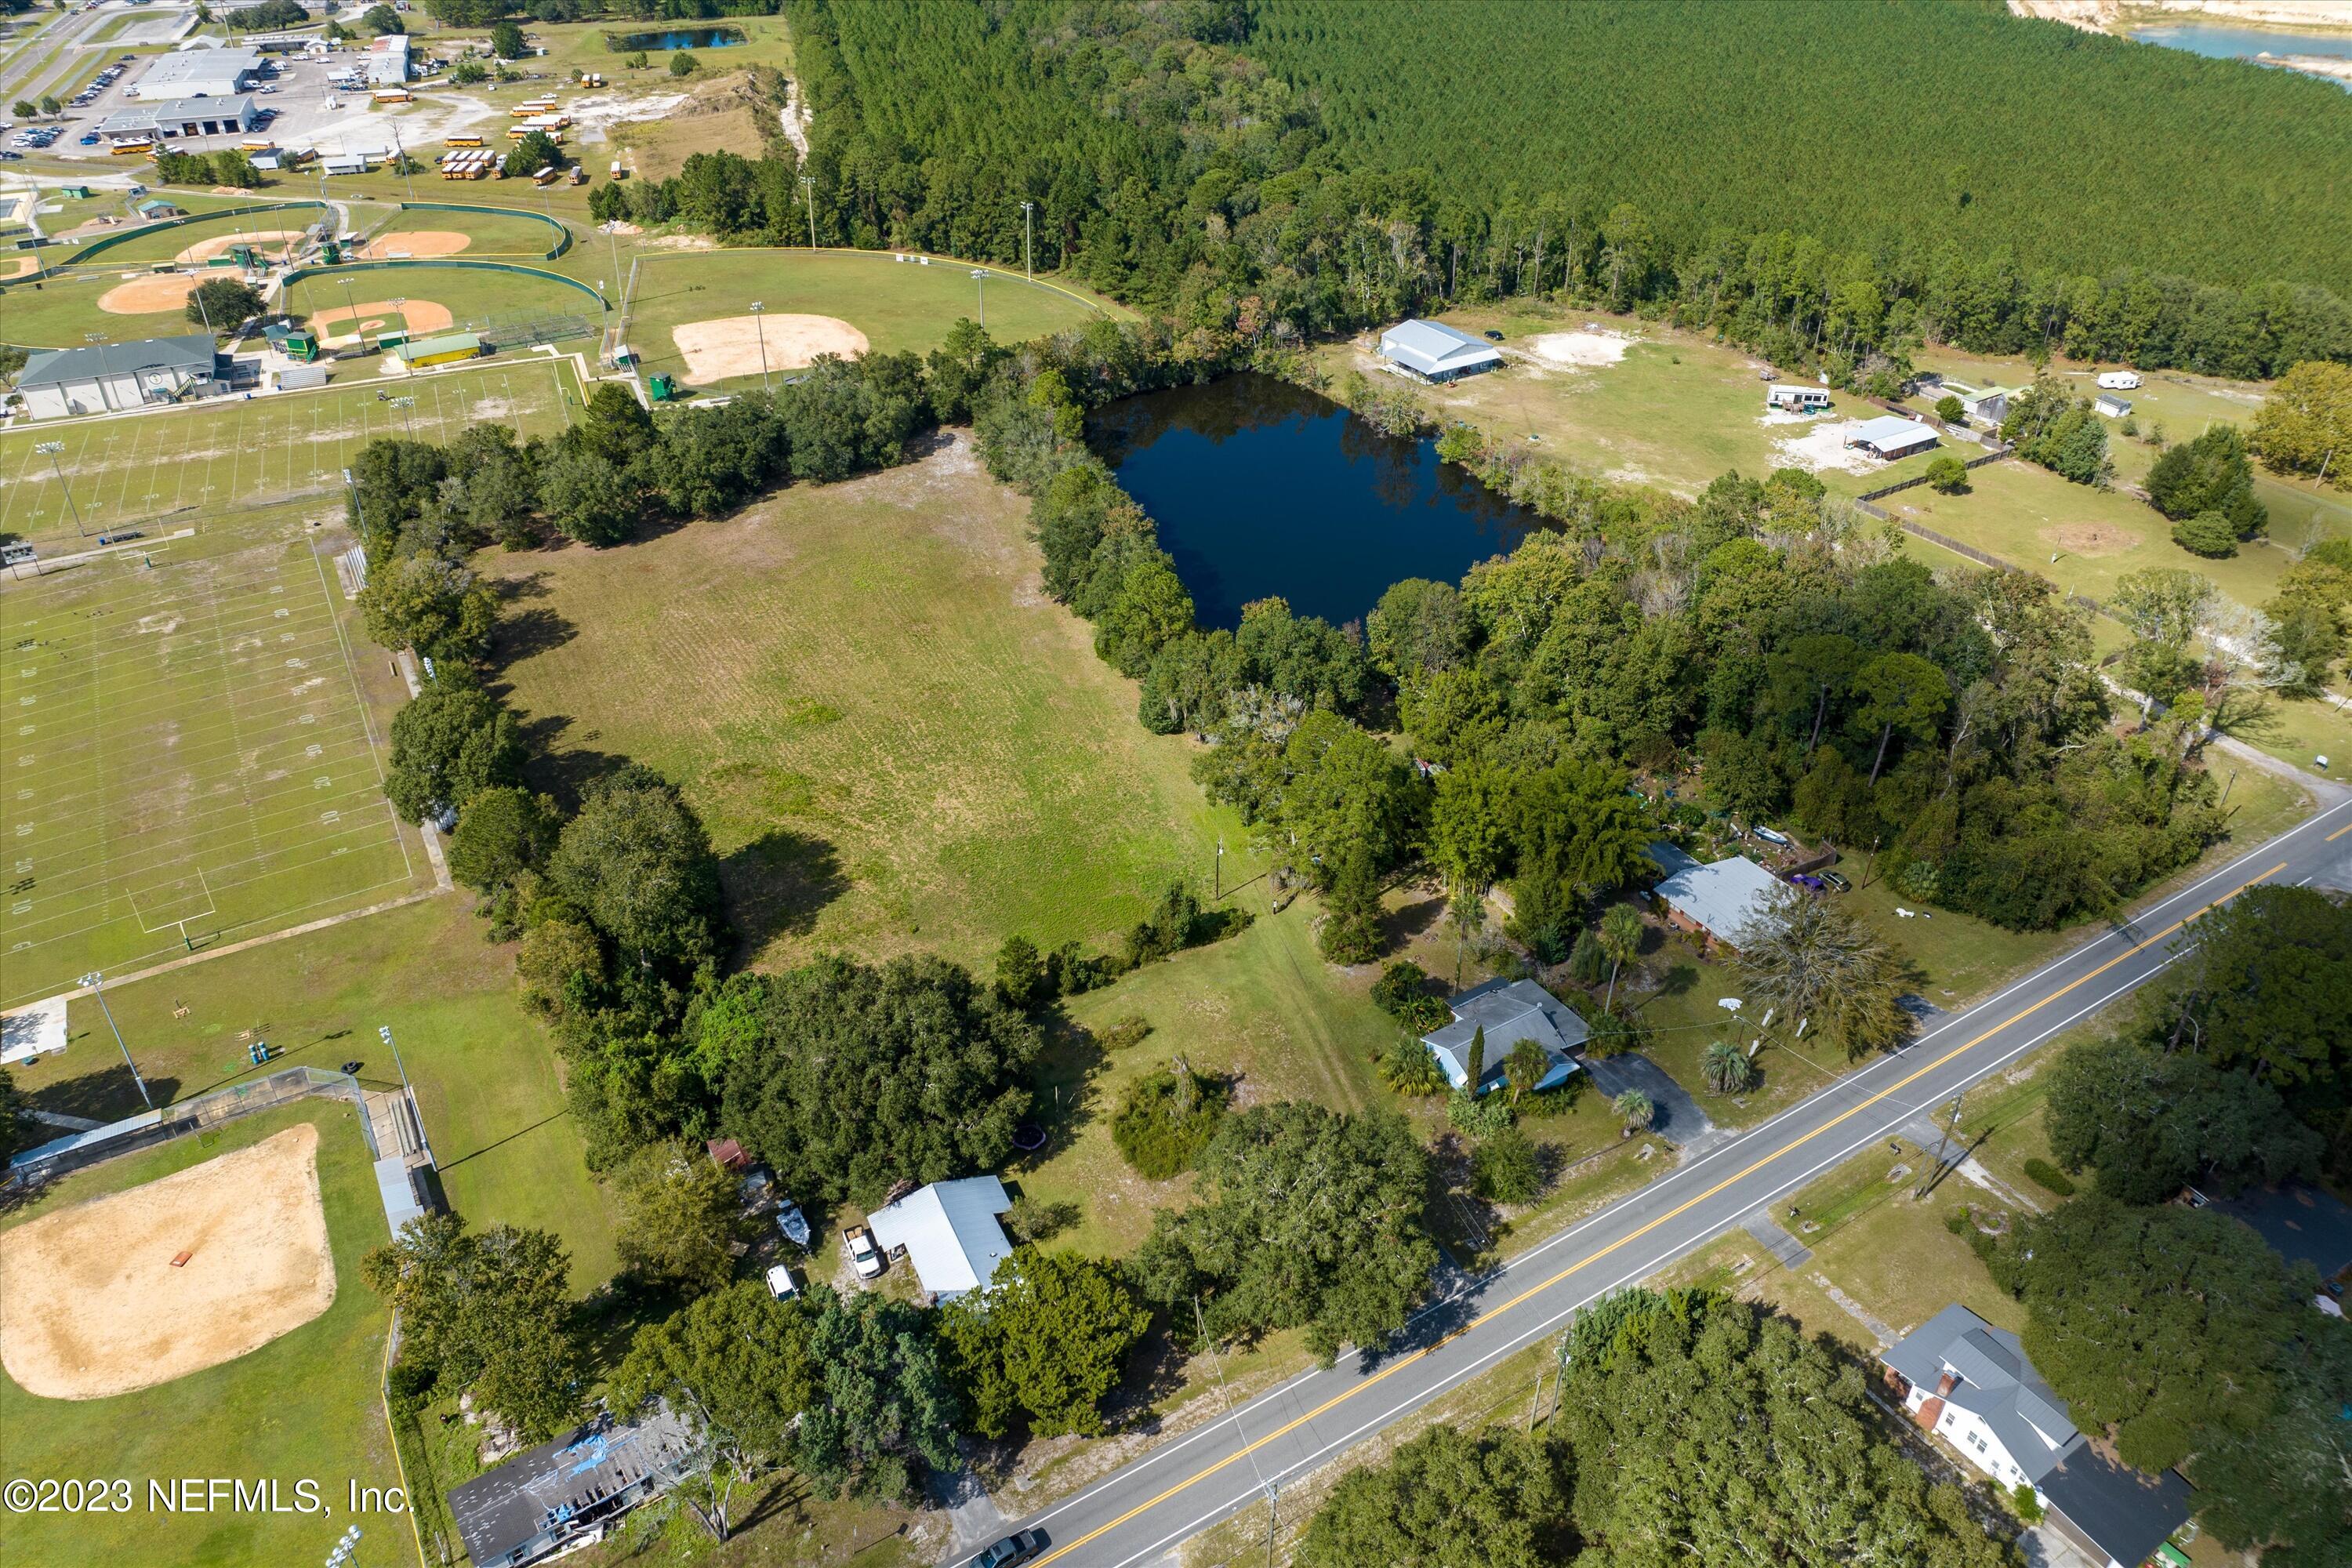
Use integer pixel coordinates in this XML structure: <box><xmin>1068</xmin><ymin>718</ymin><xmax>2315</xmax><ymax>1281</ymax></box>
<box><xmin>866</xmin><ymin>1176</ymin><xmax>1014</xmax><ymax>1301</ymax></box>
<box><xmin>1420</xmin><ymin>978</ymin><xmax>1587</xmax><ymax>1096</ymax></box>
<box><xmin>1649</xmin><ymin>842</ymin><xmax>1780</xmax><ymax>953</ymax></box>
<box><xmin>396</xmin><ymin>332</ymin><xmax>486</xmax><ymax>368</ymax></box>
<box><xmin>1845</xmin><ymin>414</ymin><xmax>1940</xmax><ymax>461</ymax></box>
<box><xmin>1377</xmin><ymin>318</ymin><xmax>1503</xmax><ymax>383</ymax></box>
<box><xmin>2093</xmin><ymin>394</ymin><xmax>2132</xmax><ymax>419</ymax></box>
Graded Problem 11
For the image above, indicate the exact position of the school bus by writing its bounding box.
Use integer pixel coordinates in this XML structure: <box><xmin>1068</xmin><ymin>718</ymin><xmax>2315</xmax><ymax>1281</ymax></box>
<box><xmin>445</xmin><ymin>133</ymin><xmax>484</xmax><ymax>148</ymax></box>
<box><xmin>111</xmin><ymin>138</ymin><xmax>155</xmax><ymax>155</ymax></box>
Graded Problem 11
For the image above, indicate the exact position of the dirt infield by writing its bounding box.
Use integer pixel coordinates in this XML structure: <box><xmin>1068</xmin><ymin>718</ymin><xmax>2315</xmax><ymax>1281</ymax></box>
<box><xmin>173</xmin><ymin>229</ymin><xmax>307</xmax><ymax>267</ymax></box>
<box><xmin>354</xmin><ymin>229</ymin><xmax>474</xmax><ymax>260</ymax></box>
<box><xmin>310</xmin><ymin>298</ymin><xmax>458</xmax><ymax>347</ymax></box>
<box><xmin>2046</xmin><ymin>520</ymin><xmax>2143</xmax><ymax>557</ymax></box>
<box><xmin>673</xmin><ymin>313</ymin><xmax>869</xmax><ymax>383</ymax></box>
<box><xmin>97</xmin><ymin>272</ymin><xmax>199</xmax><ymax>315</ymax></box>
<box><xmin>0</xmin><ymin>1124</ymin><xmax>336</xmax><ymax>1400</ymax></box>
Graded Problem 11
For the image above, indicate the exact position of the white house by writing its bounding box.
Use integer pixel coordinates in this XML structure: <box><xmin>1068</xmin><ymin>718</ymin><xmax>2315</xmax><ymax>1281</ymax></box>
<box><xmin>128</xmin><ymin>46</ymin><xmax>262</xmax><ymax>101</ymax></box>
<box><xmin>1845</xmin><ymin>413</ymin><xmax>1940</xmax><ymax>460</ymax></box>
<box><xmin>16</xmin><ymin>336</ymin><xmax>227</xmax><ymax>420</ymax></box>
<box><xmin>1648</xmin><ymin>843</ymin><xmax>1780</xmax><ymax>952</ymax></box>
<box><xmin>1766</xmin><ymin>384</ymin><xmax>1831</xmax><ymax>412</ymax></box>
<box><xmin>866</xmin><ymin>1176</ymin><xmax>1014</xmax><ymax>1301</ymax></box>
<box><xmin>2096</xmin><ymin>370</ymin><xmax>2141</xmax><ymax>390</ymax></box>
<box><xmin>1377</xmin><ymin>319</ymin><xmax>1502</xmax><ymax>383</ymax></box>
<box><xmin>1420</xmin><ymin>978</ymin><xmax>1585</xmax><ymax>1096</ymax></box>
<box><xmin>1882</xmin><ymin>1305</ymin><xmax>2190</xmax><ymax>1568</ymax></box>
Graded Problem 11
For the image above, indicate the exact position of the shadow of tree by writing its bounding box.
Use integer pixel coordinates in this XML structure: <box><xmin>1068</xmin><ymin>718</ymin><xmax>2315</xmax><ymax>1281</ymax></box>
<box><xmin>491</xmin><ymin>604</ymin><xmax>578</xmax><ymax>670</ymax></box>
<box><xmin>24</xmin><ymin>1063</ymin><xmax>182</xmax><ymax>1126</ymax></box>
<box><xmin>502</xmin><ymin>711</ymin><xmax>633</xmax><ymax>811</ymax></box>
<box><xmin>718</xmin><ymin>829</ymin><xmax>848</xmax><ymax>958</ymax></box>
<box><xmin>1014</xmin><ymin>1009</ymin><xmax>1112</xmax><ymax>1171</ymax></box>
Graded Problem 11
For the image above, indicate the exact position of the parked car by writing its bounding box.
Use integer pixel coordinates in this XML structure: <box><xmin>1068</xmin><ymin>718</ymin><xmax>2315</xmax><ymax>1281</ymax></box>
<box><xmin>1788</xmin><ymin>873</ymin><xmax>1825</xmax><ymax>891</ymax></box>
<box><xmin>966</xmin><ymin>1530</ymin><xmax>1047</xmax><ymax>1568</ymax></box>
<box><xmin>78</xmin><ymin>134</ymin><xmax>98</xmax><ymax>145</ymax></box>
<box><xmin>1819</xmin><ymin>869</ymin><xmax>1851</xmax><ymax>893</ymax></box>
<box><xmin>1483</xmin><ymin>328</ymin><xmax>1504</xmax><ymax>341</ymax></box>
<box><xmin>843</xmin><ymin>1223</ymin><xmax>884</xmax><ymax>1279</ymax></box>
<box><xmin>764</xmin><ymin>1263</ymin><xmax>800</xmax><ymax>1301</ymax></box>
<box><xmin>0</xmin><ymin>151</ymin><xmax>20</xmax><ymax>161</ymax></box>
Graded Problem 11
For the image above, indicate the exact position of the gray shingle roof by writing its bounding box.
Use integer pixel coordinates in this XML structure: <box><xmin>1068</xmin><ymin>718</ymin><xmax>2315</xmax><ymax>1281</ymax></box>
<box><xmin>1422</xmin><ymin>978</ymin><xmax>1586</xmax><ymax>1094</ymax></box>
<box><xmin>2039</xmin><ymin>1446</ymin><xmax>2193</xmax><ymax>1568</ymax></box>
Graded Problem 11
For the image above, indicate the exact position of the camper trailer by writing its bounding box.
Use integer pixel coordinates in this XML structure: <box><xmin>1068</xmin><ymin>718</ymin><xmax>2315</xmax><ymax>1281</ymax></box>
<box><xmin>1766</xmin><ymin>385</ymin><xmax>1832</xmax><ymax>413</ymax></box>
<box><xmin>2096</xmin><ymin>370</ymin><xmax>2141</xmax><ymax>390</ymax></box>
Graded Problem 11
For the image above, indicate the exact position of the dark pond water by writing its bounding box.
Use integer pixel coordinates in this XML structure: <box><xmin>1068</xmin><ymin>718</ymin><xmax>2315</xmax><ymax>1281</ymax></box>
<box><xmin>608</xmin><ymin>27</ymin><xmax>746</xmax><ymax>51</ymax></box>
<box><xmin>1088</xmin><ymin>373</ymin><xmax>1539</xmax><ymax>630</ymax></box>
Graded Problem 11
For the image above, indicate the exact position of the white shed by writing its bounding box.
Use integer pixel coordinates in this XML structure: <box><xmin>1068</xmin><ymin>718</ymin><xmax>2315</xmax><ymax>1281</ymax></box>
<box><xmin>1377</xmin><ymin>319</ymin><xmax>1502</xmax><ymax>383</ymax></box>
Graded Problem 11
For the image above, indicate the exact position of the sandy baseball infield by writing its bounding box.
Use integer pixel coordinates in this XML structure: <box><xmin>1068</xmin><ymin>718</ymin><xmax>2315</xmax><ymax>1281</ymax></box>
<box><xmin>354</xmin><ymin>230</ymin><xmax>474</xmax><ymax>260</ymax></box>
<box><xmin>98</xmin><ymin>272</ymin><xmax>201</xmax><ymax>315</ymax></box>
<box><xmin>172</xmin><ymin>228</ymin><xmax>307</xmax><ymax>267</ymax></box>
<box><xmin>673</xmin><ymin>313</ymin><xmax>869</xmax><ymax>383</ymax></box>
<box><xmin>0</xmin><ymin>1123</ymin><xmax>336</xmax><ymax>1400</ymax></box>
<box><xmin>310</xmin><ymin>298</ymin><xmax>457</xmax><ymax>347</ymax></box>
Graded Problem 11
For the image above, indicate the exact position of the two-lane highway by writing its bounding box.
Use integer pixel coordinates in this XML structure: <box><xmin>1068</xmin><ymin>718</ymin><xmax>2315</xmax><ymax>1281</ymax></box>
<box><xmin>992</xmin><ymin>797</ymin><xmax>2352</xmax><ymax>1568</ymax></box>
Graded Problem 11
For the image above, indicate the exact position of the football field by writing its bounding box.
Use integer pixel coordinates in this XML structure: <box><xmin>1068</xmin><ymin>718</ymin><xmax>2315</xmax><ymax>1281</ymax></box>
<box><xmin>0</xmin><ymin>356</ymin><xmax>583</xmax><ymax>546</ymax></box>
<box><xmin>1</xmin><ymin>517</ymin><xmax>426</xmax><ymax>1007</ymax></box>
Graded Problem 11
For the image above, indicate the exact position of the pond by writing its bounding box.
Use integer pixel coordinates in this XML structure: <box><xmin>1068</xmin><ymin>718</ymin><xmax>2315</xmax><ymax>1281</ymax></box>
<box><xmin>1088</xmin><ymin>373</ymin><xmax>1539</xmax><ymax>630</ymax></box>
<box><xmin>608</xmin><ymin>27</ymin><xmax>747</xmax><ymax>52</ymax></box>
<box><xmin>2129</xmin><ymin>22</ymin><xmax>2352</xmax><ymax>88</ymax></box>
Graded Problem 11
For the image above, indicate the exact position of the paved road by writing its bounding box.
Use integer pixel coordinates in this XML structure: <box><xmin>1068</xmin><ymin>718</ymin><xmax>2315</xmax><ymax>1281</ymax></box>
<box><xmin>986</xmin><ymin>797</ymin><xmax>2352</xmax><ymax>1568</ymax></box>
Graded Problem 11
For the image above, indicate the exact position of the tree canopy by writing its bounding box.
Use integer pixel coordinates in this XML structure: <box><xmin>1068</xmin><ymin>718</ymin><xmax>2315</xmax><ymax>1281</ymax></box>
<box><xmin>939</xmin><ymin>1247</ymin><xmax>1149</xmax><ymax>1439</ymax></box>
<box><xmin>1295</xmin><ymin>1425</ymin><xmax>1572</xmax><ymax>1568</ymax></box>
<box><xmin>361</xmin><ymin>1213</ymin><xmax>585</xmax><ymax>1441</ymax></box>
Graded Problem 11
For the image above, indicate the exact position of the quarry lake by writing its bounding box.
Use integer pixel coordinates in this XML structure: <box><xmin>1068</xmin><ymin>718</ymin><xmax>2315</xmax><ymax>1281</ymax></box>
<box><xmin>1088</xmin><ymin>373</ymin><xmax>1538</xmax><ymax>630</ymax></box>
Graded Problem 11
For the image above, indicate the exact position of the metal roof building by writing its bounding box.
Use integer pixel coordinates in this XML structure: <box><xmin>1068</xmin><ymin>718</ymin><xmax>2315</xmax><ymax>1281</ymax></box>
<box><xmin>867</xmin><ymin>1176</ymin><xmax>1014</xmax><ymax>1300</ymax></box>
<box><xmin>17</xmin><ymin>336</ymin><xmax>227</xmax><ymax>420</ymax></box>
<box><xmin>367</xmin><ymin>34</ymin><xmax>412</xmax><ymax>87</ymax></box>
<box><xmin>1845</xmin><ymin>413</ymin><xmax>1940</xmax><ymax>460</ymax></box>
<box><xmin>448</xmin><ymin>1406</ymin><xmax>702</xmax><ymax>1568</ymax></box>
<box><xmin>98</xmin><ymin>94</ymin><xmax>261</xmax><ymax>143</ymax></box>
<box><xmin>1377</xmin><ymin>318</ymin><xmax>1502</xmax><ymax>383</ymax></box>
<box><xmin>129</xmin><ymin>46</ymin><xmax>262</xmax><ymax>100</ymax></box>
<box><xmin>1649</xmin><ymin>843</ymin><xmax>1780</xmax><ymax>951</ymax></box>
<box><xmin>1421</xmin><ymin>978</ymin><xmax>1585</xmax><ymax>1096</ymax></box>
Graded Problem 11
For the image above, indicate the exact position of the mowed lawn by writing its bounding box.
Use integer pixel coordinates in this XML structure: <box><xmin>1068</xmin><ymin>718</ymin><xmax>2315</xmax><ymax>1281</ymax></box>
<box><xmin>0</xmin><ymin>1102</ymin><xmax>418</xmax><ymax>1568</ymax></box>
<box><xmin>488</xmin><ymin>434</ymin><xmax>1225</xmax><ymax>972</ymax></box>
<box><xmin>622</xmin><ymin>249</ymin><xmax>1118</xmax><ymax>390</ymax></box>
<box><xmin>9</xmin><ymin>895</ymin><xmax>621</xmax><ymax>1290</ymax></box>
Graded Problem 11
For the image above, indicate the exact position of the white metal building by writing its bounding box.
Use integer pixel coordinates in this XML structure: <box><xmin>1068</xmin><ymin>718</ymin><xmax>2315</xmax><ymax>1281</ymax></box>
<box><xmin>16</xmin><ymin>336</ymin><xmax>228</xmax><ymax>420</ymax></box>
<box><xmin>97</xmin><ymin>95</ymin><xmax>262</xmax><ymax>146</ymax></box>
<box><xmin>128</xmin><ymin>46</ymin><xmax>262</xmax><ymax>100</ymax></box>
<box><xmin>1845</xmin><ymin>414</ymin><xmax>1940</xmax><ymax>460</ymax></box>
<box><xmin>1377</xmin><ymin>319</ymin><xmax>1502</xmax><ymax>383</ymax></box>
<box><xmin>866</xmin><ymin>1176</ymin><xmax>1014</xmax><ymax>1301</ymax></box>
<box><xmin>366</xmin><ymin>34</ymin><xmax>412</xmax><ymax>87</ymax></box>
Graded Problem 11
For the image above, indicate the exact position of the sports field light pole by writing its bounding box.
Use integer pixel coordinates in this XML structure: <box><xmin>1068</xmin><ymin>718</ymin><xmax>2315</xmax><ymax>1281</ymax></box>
<box><xmin>378</xmin><ymin>1025</ymin><xmax>434</xmax><ymax>1165</ymax></box>
<box><xmin>388</xmin><ymin>394</ymin><xmax>416</xmax><ymax>438</ymax></box>
<box><xmin>971</xmin><ymin>268</ymin><xmax>987</xmax><ymax>329</ymax></box>
<box><xmin>78</xmin><ymin>972</ymin><xmax>154</xmax><ymax>1110</ymax></box>
<box><xmin>1019</xmin><ymin>199</ymin><xmax>1034</xmax><ymax>280</ymax></box>
<box><xmin>34</xmin><ymin>441</ymin><xmax>85</xmax><ymax>535</ymax></box>
<box><xmin>326</xmin><ymin>1523</ymin><xmax>362</xmax><ymax>1568</ymax></box>
<box><xmin>799</xmin><ymin>173</ymin><xmax>816</xmax><ymax>250</ymax></box>
<box><xmin>749</xmin><ymin>299</ymin><xmax>771</xmax><ymax>393</ymax></box>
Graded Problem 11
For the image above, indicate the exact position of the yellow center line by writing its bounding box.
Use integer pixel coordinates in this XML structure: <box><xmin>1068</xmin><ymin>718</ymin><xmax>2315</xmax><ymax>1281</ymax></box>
<box><xmin>2328</xmin><ymin>821</ymin><xmax>2352</xmax><ymax>842</ymax></box>
<box><xmin>1026</xmin><ymin>859</ymin><xmax>2286</xmax><ymax>1567</ymax></box>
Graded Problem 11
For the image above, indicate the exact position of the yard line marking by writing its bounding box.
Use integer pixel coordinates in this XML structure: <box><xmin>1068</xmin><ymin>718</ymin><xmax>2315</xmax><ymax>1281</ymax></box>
<box><xmin>1023</xmin><ymin>858</ymin><xmax>2289</xmax><ymax>1568</ymax></box>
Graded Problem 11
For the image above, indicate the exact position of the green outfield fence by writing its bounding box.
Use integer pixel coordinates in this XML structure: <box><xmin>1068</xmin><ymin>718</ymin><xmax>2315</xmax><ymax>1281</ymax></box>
<box><xmin>44</xmin><ymin>200</ymin><xmax>329</xmax><ymax>271</ymax></box>
<box><xmin>393</xmin><ymin>201</ymin><xmax>572</xmax><ymax>260</ymax></box>
<box><xmin>281</xmin><ymin>257</ymin><xmax>608</xmax><ymax>310</ymax></box>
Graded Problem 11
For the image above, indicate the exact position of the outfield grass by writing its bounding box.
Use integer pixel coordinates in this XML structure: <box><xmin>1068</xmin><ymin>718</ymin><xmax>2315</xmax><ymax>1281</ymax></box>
<box><xmin>283</xmin><ymin>262</ymin><xmax>609</xmax><ymax>339</ymax></box>
<box><xmin>9</xmin><ymin>894</ymin><xmax>622</xmax><ymax>1288</ymax></box>
<box><xmin>358</xmin><ymin>207</ymin><xmax>562</xmax><ymax>260</ymax></box>
<box><xmin>0</xmin><ymin>1102</ymin><xmax>418</xmax><ymax>1568</ymax></box>
<box><xmin>0</xmin><ymin>512</ymin><xmax>436</xmax><ymax>1007</ymax></box>
<box><xmin>621</xmin><ymin>249</ymin><xmax>1112</xmax><ymax>390</ymax></box>
<box><xmin>485</xmin><ymin>434</ymin><xmax>1226</xmax><ymax>974</ymax></box>
<box><xmin>0</xmin><ymin>356</ymin><xmax>584</xmax><ymax>543</ymax></box>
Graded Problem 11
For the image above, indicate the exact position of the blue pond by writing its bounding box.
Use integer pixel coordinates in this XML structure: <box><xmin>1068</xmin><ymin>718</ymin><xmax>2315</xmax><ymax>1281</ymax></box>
<box><xmin>2130</xmin><ymin>23</ymin><xmax>2352</xmax><ymax>88</ymax></box>
<box><xmin>608</xmin><ymin>27</ymin><xmax>746</xmax><ymax>51</ymax></box>
<box><xmin>1089</xmin><ymin>373</ymin><xmax>1539</xmax><ymax>630</ymax></box>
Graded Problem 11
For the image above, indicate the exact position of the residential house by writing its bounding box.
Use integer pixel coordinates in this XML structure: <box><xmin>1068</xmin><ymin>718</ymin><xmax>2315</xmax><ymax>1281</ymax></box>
<box><xmin>866</xmin><ymin>1175</ymin><xmax>1014</xmax><ymax>1301</ymax></box>
<box><xmin>1648</xmin><ymin>842</ymin><xmax>1780</xmax><ymax>953</ymax></box>
<box><xmin>2208</xmin><ymin>1181</ymin><xmax>2352</xmax><ymax>1311</ymax></box>
<box><xmin>447</xmin><ymin>1405</ymin><xmax>702</xmax><ymax>1568</ymax></box>
<box><xmin>1882</xmin><ymin>1305</ymin><xmax>2191</xmax><ymax>1568</ymax></box>
<box><xmin>1420</xmin><ymin>978</ymin><xmax>1586</xmax><ymax>1096</ymax></box>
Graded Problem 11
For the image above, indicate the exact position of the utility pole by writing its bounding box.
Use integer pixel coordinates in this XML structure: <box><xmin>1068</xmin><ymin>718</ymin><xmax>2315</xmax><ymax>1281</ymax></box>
<box><xmin>799</xmin><ymin>174</ymin><xmax>816</xmax><ymax>250</ymax></box>
<box><xmin>971</xmin><ymin>268</ymin><xmax>987</xmax><ymax>328</ymax></box>
<box><xmin>34</xmin><ymin>441</ymin><xmax>84</xmax><ymax>535</ymax></box>
<box><xmin>1915</xmin><ymin>1090</ymin><xmax>1965</xmax><ymax>1199</ymax></box>
<box><xmin>1019</xmin><ymin>198</ymin><xmax>1033</xmax><ymax>279</ymax></box>
<box><xmin>79</xmin><ymin>972</ymin><xmax>154</xmax><ymax>1109</ymax></box>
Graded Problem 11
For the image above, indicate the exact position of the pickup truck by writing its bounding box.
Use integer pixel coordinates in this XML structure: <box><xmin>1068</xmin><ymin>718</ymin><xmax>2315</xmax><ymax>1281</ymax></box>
<box><xmin>842</xmin><ymin>1223</ymin><xmax>884</xmax><ymax>1279</ymax></box>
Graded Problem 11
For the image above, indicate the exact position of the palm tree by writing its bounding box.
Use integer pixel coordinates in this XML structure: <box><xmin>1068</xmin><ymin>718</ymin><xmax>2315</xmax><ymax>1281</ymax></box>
<box><xmin>1504</xmin><ymin>1038</ymin><xmax>1548</xmax><ymax>1103</ymax></box>
<box><xmin>1613</xmin><ymin>1088</ymin><xmax>1653</xmax><ymax>1134</ymax></box>
<box><xmin>1598</xmin><ymin>904</ymin><xmax>1643</xmax><ymax>1012</ymax></box>
<box><xmin>1703</xmin><ymin>1040</ymin><xmax>1758</xmax><ymax>1094</ymax></box>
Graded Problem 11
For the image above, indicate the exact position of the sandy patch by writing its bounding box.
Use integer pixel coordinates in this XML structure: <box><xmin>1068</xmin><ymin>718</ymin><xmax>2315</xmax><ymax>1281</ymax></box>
<box><xmin>2045</xmin><ymin>521</ymin><xmax>2142</xmax><ymax>557</ymax></box>
<box><xmin>673</xmin><ymin>314</ymin><xmax>869</xmax><ymax>383</ymax></box>
<box><xmin>1527</xmin><ymin>328</ymin><xmax>1635</xmax><ymax>368</ymax></box>
<box><xmin>1774</xmin><ymin>419</ymin><xmax>1884</xmax><ymax>477</ymax></box>
<box><xmin>0</xmin><ymin>1124</ymin><xmax>336</xmax><ymax>1400</ymax></box>
<box><xmin>98</xmin><ymin>272</ymin><xmax>199</xmax><ymax>315</ymax></box>
<box><xmin>354</xmin><ymin>229</ymin><xmax>473</xmax><ymax>261</ymax></box>
<box><xmin>641</xmin><ymin>234</ymin><xmax>717</xmax><ymax>252</ymax></box>
<box><xmin>309</xmin><ymin>298</ymin><xmax>457</xmax><ymax>348</ymax></box>
<box><xmin>2</xmin><ymin>256</ymin><xmax>34</xmax><ymax>280</ymax></box>
<box><xmin>172</xmin><ymin>229</ymin><xmax>307</xmax><ymax>267</ymax></box>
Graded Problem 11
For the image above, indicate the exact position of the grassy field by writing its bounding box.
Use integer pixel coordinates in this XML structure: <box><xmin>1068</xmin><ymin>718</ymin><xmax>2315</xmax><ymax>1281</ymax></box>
<box><xmin>281</xmin><ymin>263</ymin><xmax>610</xmax><ymax>342</ymax></box>
<box><xmin>9</xmin><ymin>894</ymin><xmax>621</xmax><ymax>1288</ymax></box>
<box><xmin>0</xmin><ymin>356</ymin><xmax>584</xmax><ymax>543</ymax></box>
<box><xmin>0</xmin><ymin>512</ymin><xmax>436</xmax><ymax>1007</ymax></box>
<box><xmin>621</xmin><ymin>249</ymin><xmax>1112</xmax><ymax>391</ymax></box>
<box><xmin>0</xmin><ymin>1102</ymin><xmax>418</xmax><ymax>1568</ymax></box>
<box><xmin>485</xmin><ymin>433</ymin><xmax>1226</xmax><ymax>972</ymax></box>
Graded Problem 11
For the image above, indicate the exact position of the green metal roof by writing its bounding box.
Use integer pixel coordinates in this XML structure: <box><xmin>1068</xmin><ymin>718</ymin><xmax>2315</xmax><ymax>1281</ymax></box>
<box><xmin>395</xmin><ymin>332</ymin><xmax>483</xmax><ymax>361</ymax></box>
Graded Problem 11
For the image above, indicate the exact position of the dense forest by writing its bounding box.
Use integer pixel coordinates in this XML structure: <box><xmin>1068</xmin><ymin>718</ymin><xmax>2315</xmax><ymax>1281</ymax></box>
<box><xmin>756</xmin><ymin>0</ymin><xmax>2352</xmax><ymax>381</ymax></box>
